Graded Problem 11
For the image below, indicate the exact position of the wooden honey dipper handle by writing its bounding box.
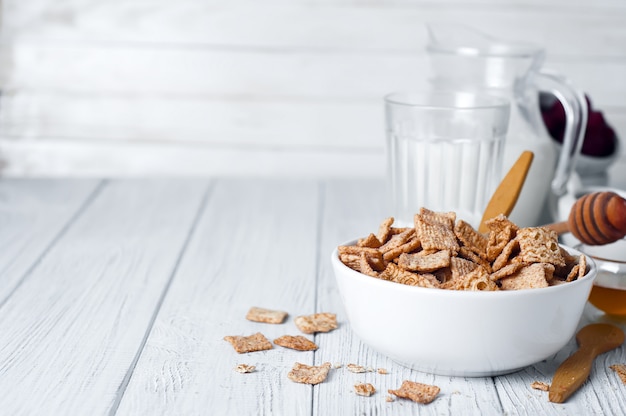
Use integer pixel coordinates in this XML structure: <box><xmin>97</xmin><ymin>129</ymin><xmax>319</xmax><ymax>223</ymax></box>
<box><xmin>545</xmin><ymin>191</ymin><xmax>626</xmax><ymax>245</ymax></box>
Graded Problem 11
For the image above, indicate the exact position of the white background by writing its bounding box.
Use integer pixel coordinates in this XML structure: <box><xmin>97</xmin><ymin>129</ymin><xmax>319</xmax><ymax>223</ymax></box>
<box><xmin>0</xmin><ymin>0</ymin><xmax>624</xmax><ymax>177</ymax></box>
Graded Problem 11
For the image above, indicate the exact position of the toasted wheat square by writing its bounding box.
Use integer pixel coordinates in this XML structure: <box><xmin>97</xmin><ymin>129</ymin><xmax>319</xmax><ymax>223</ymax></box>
<box><xmin>382</xmin><ymin>236</ymin><xmax>421</xmax><ymax>262</ymax></box>
<box><xmin>415</xmin><ymin>215</ymin><xmax>459</xmax><ymax>254</ymax></box>
<box><xmin>338</xmin><ymin>246</ymin><xmax>386</xmax><ymax>271</ymax></box>
<box><xmin>288</xmin><ymin>362</ymin><xmax>331</xmax><ymax>385</ymax></box>
<box><xmin>294</xmin><ymin>313</ymin><xmax>338</xmax><ymax>334</ymax></box>
<box><xmin>490</xmin><ymin>262</ymin><xmax>526</xmax><ymax>281</ymax></box>
<box><xmin>354</xmin><ymin>383</ymin><xmax>376</xmax><ymax>397</ymax></box>
<box><xmin>610</xmin><ymin>364</ymin><xmax>626</xmax><ymax>385</ymax></box>
<box><xmin>246</xmin><ymin>307</ymin><xmax>288</xmax><ymax>324</ymax></box>
<box><xmin>377</xmin><ymin>217</ymin><xmax>395</xmax><ymax>244</ymax></box>
<box><xmin>450</xmin><ymin>257</ymin><xmax>479</xmax><ymax>280</ymax></box>
<box><xmin>442</xmin><ymin>266</ymin><xmax>498</xmax><ymax>291</ymax></box>
<box><xmin>485</xmin><ymin>214</ymin><xmax>519</xmax><ymax>261</ymax></box>
<box><xmin>358</xmin><ymin>252</ymin><xmax>379</xmax><ymax>277</ymax></box>
<box><xmin>380</xmin><ymin>228</ymin><xmax>415</xmax><ymax>253</ymax></box>
<box><xmin>578</xmin><ymin>254</ymin><xmax>587</xmax><ymax>279</ymax></box>
<box><xmin>224</xmin><ymin>332</ymin><xmax>273</xmax><ymax>354</ymax></box>
<box><xmin>492</xmin><ymin>238</ymin><xmax>520</xmax><ymax>272</ymax></box>
<box><xmin>459</xmin><ymin>247</ymin><xmax>492</xmax><ymax>273</ymax></box>
<box><xmin>418</xmin><ymin>207</ymin><xmax>456</xmax><ymax>228</ymax></box>
<box><xmin>388</xmin><ymin>380</ymin><xmax>440</xmax><ymax>404</ymax></box>
<box><xmin>499</xmin><ymin>263</ymin><xmax>550</xmax><ymax>290</ymax></box>
<box><xmin>380</xmin><ymin>263</ymin><xmax>439</xmax><ymax>288</ymax></box>
<box><xmin>455</xmin><ymin>220</ymin><xmax>488</xmax><ymax>258</ymax></box>
<box><xmin>274</xmin><ymin>335</ymin><xmax>318</xmax><ymax>351</ymax></box>
<box><xmin>517</xmin><ymin>227</ymin><xmax>565</xmax><ymax>267</ymax></box>
<box><xmin>398</xmin><ymin>250</ymin><xmax>450</xmax><ymax>272</ymax></box>
<box><xmin>565</xmin><ymin>264</ymin><xmax>580</xmax><ymax>282</ymax></box>
<box><xmin>357</xmin><ymin>233</ymin><xmax>383</xmax><ymax>248</ymax></box>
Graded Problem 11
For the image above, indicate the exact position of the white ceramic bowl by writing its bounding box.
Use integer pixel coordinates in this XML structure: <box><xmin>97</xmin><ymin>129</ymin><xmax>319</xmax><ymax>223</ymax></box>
<box><xmin>331</xmin><ymin>241</ymin><xmax>597</xmax><ymax>377</ymax></box>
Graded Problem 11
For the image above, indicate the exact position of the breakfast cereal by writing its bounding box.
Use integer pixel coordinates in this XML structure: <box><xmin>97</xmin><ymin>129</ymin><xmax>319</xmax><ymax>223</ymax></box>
<box><xmin>295</xmin><ymin>313</ymin><xmax>338</xmax><ymax>334</ymax></box>
<box><xmin>246</xmin><ymin>307</ymin><xmax>288</xmax><ymax>324</ymax></box>
<box><xmin>354</xmin><ymin>383</ymin><xmax>376</xmax><ymax>397</ymax></box>
<box><xmin>234</xmin><ymin>364</ymin><xmax>256</xmax><ymax>373</ymax></box>
<box><xmin>531</xmin><ymin>381</ymin><xmax>550</xmax><ymax>391</ymax></box>
<box><xmin>287</xmin><ymin>362</ymin><xmax>332</xmax><ymax>385</ymax></box>
<box><xmin>273</xmin><ymin>335</ymin><xmax>318</xmax><ymax>351</ymax></box>
<box><xmin>338</xmin><ymin>210</ymin><xmax>588</xmax><ymax>291</ymax></box>
<box><xmin>224</xmin><ymin>332</ymin><xmax>273</xmax><ymax>353</ymax></box>
<box><xmin>388</xmin><ymin>380</ymin><xmax>440</xmax><ymax>404</ymax></box>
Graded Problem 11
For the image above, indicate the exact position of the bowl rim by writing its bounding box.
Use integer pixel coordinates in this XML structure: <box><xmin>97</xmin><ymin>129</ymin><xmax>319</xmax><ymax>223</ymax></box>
<box><xmin>332</xmin><ymin>239</ymin><xmax>597</xmax><ymax>298</ymax></box>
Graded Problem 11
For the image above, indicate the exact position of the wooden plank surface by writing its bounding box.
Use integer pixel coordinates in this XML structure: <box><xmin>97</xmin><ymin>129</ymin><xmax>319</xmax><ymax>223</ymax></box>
<box><xmin>0</xmin><ymin>179</ymin><xmax>100</xmax><ymax>303</ymax></box>
<box><xmin>0</xmin><ymin>179</ymin><xmax>208</xmax><ymax>415</ymax></box>
<box><xmin>0</xmin><ymin>178</ymin><xmax>625</xmax><ymax>415</ymax></box>
<box><xmin>116</xmin><ymin>179</ymin><xmax>321</xmax><ymax>415</ymax></box>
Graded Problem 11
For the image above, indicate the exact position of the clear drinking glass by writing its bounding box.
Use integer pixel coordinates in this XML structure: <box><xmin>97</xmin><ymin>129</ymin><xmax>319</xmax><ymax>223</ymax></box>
<box><xmin>385</xmin><ymin>91</ymin><xmax>511</xmax><ymax>227</ymax></box>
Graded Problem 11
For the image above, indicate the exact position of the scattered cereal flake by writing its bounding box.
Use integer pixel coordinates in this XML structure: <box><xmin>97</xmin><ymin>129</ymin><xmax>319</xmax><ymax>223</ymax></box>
<box><xmin>388</xmin><ymin>380</ymin><xmax>440</xmax><ymax>404</ymax></box>
<box><xmin>294</xmin><ymin>313</ymin><xmax>338</xmax><ymax>334</ymax></box>
<box><xmin>346</xmin><ymin>363</ymin><xmax>369</xmax><ymax>373</ymax></box>
<box><xmin>377</xmin><ymin>368</ymin><xmax>388</xmax><ymax>375</ymax></box>
<box><xmin>245</xmin><ymin>307</ymin><xmax>288</xmax><ymax>324</ymax></box>
<box><xmin>234</xmin><ymin>364</ymin><xmax>256</xmax><ymax>373</ymax></box>
<box><xmin>333</xmin><ymin>363</ymin><xmax>343</xmax><ymax>369</ymax></box>
<box><xmin>224</xmin><ymin>332</ymin><xmax>273</xmax><ymax>354</ymax></box>
<box><xmin>354</xmin><ymin>382</ymin><xmax>376</xmax><ymax>397</ymax></box>
<box><xmin>530</xmin><ymin>381</ymin><xmax>550</xmax><ymax>391</ymax></box>
<box><xmin>386</xmin><ymin>396</ymin><xmax>395</xmax><ymax>402</ymax></box>
<box><xmin>274</xmin><ymin>335</ymin><xmax>318</xmax><ymax>351</ymax></box>
<box><xmin>610</xmin><ymin>364</ymin><xmax>626</xmax><ymax>384</ymax></box>
<box><xmin>288</xmin><ymin>362</ymin><xmax>332</xmax><ymax>385</ymax></box>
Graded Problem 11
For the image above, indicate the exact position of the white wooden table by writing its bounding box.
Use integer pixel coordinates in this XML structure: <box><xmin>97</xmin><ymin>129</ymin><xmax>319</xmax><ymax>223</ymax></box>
<box><xmin>1</xmin><ymin>178</ymin><xmax>625</xmax><ymax>415</ymax></box>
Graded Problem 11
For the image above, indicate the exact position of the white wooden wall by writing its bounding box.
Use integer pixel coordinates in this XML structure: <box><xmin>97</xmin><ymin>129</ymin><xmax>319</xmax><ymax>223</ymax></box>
<box><xmin>0</xmin><ymin>0</ymin><xmax>624</xmax><ymax>176</ymax></box>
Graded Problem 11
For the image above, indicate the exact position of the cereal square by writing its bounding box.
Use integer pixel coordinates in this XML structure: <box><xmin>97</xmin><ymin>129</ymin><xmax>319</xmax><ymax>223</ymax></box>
<box><xmin>224</xmin><ymin>332</ymin><xmax>273</xmax><ymax>353</ymax></box>
<box><xmin>274</xmin><ymin>335</ymin><xmax>318</xmax><ymax>351</ymax></box>
<box><xmin>354</xmin><ymin>383</ymin><xmax>376</xmax><ymax>397</ymax></box>
<box><xmin>287</xmin><ymin>362</ymin><xmax>331</xmax><ymax>385</ymax></box>
<box><xmin>246</xmin><ymin>307</ymin><xmax>288</xmax><ymax>324</ymax></box>
<box><xmin>516</xmin><ymin>227</ymin><xmax>565</xmax><ymax>267</ymax></box>
<box><xmin>294</xmin><ymin>313</ymin><xmax>338</xmax><ymax>334</ymax></box>
<box><xmin>388</xmin><ymin>380</ymin><xmax>440</xmax><ymax>404</ymax></box>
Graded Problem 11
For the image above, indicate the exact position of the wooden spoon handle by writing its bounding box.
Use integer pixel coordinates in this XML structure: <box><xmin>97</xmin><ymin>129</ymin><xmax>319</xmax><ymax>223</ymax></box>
<box><xmin>548</xmin><ymin>346</ymin><xmax>594</xmax><ymax>403</ymax></box>
<box><xmin>478</xmin><ymin>151</ymin><xmax>534</xmax><ymax>234</ymax></box>
<box><xmin>543</xmin><ymin>221</ymin><xmax>570</xmax><ymax>235</ymax></box>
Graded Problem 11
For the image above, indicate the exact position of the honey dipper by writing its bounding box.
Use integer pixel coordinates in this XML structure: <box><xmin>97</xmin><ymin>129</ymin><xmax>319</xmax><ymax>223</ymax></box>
<box><xmin>545</xmin><ymin>191</ymin><xmax>626</xmax><ymax>245</ymax></box>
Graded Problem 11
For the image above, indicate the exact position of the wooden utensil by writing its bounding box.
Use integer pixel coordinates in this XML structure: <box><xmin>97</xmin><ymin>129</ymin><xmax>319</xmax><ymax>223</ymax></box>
<box><xmin>549</xmin><ymin>323</ymin><xmax>625</xmax><ymax>403</ymax></box>
<box><xmin>544</xmin><ymin>191</ymin><xmax>626</xmax><ymax>245</ymax></box>
<box><xmin>478</xmin><ymin>151</ymin><xmax>534</xmax><ymax>234</ymax></box>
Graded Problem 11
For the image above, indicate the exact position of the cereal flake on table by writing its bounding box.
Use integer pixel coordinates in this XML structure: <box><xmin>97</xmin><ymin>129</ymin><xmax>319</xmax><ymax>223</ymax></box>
<box><xmin>530</xmin><ymin>381</ymin><xmax>550</xmax><ymax>391</ymax></box>
<box><xmin>338</xmin><ymin>209</ymin><xmax>588</xmax><ymax>291</ymax></box>
<box><xmin>388</xmin><ymin>380</ymin><xmax>440</xmax><ymax>404</ymax></box>
<box><xmin>287</xmin><ymin>362</ymin><xmax>332</xmax><ymax>385</ymax></box>
<box><xmin>610</xmin><ymin>364</ymin><xmax>626</xmax><ymax>384</ymax></box>
<box><xmin>294</xmin><ymin>313</ymin><xmax>338</xmax><ymax>334</ymax></box>
<box><xmin>223</xmin><ymin>332</ymin><xmax>273</xmax><ymax>353</ymax></box>
<box><xmin>273</xmin><ymin>335</ymin><xmax>318</xmax><ymax>351</ymax></box>
<box><xmin>346</xmin><ymin>363</ymin><xmax>372</xmax><ymax>373</ymax></box>
<box><xmin>354</xmin><ymin>382</ymin><xmax>376</xmax><ymax>397</ymax></box>
<box><xmin>245</xmin><ymin>306</ymin><xmax>288</xmax><ymax>324</ymax></box>
<box><xmin>234</xmin><ymin>364</ymin><xmax>256</xmax><ymax>374</ymax></box>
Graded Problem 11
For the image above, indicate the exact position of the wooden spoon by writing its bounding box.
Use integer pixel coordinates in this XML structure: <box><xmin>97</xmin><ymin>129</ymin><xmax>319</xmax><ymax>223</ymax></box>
<box><xmin>478</xmin><ymin>151</ymin><xmax>534</xmax><ymax>234</ymax></box>
<box><xmin>544</xmin><ymin>191</ymin><xmax>626</xmax><ymax>245</ymax></box>
<box><xmin>549</xmin><ymin>323</ymin><xmax>625</xmax><ymax>403</ymax></box>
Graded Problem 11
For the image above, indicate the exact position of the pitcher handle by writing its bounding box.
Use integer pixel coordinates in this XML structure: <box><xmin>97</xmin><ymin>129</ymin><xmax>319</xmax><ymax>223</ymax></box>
<box><xmin>534</xmin><ymin>70</ymin><xmax>588</xmax><ymax>198</ymax></box>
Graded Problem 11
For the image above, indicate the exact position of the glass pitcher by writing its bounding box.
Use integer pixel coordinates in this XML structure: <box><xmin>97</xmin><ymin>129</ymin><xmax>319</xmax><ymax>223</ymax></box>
<box><xmin>426</xmin><ymin>23</ymin><xmax>588</xmax><ymax>226</ymax></box>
